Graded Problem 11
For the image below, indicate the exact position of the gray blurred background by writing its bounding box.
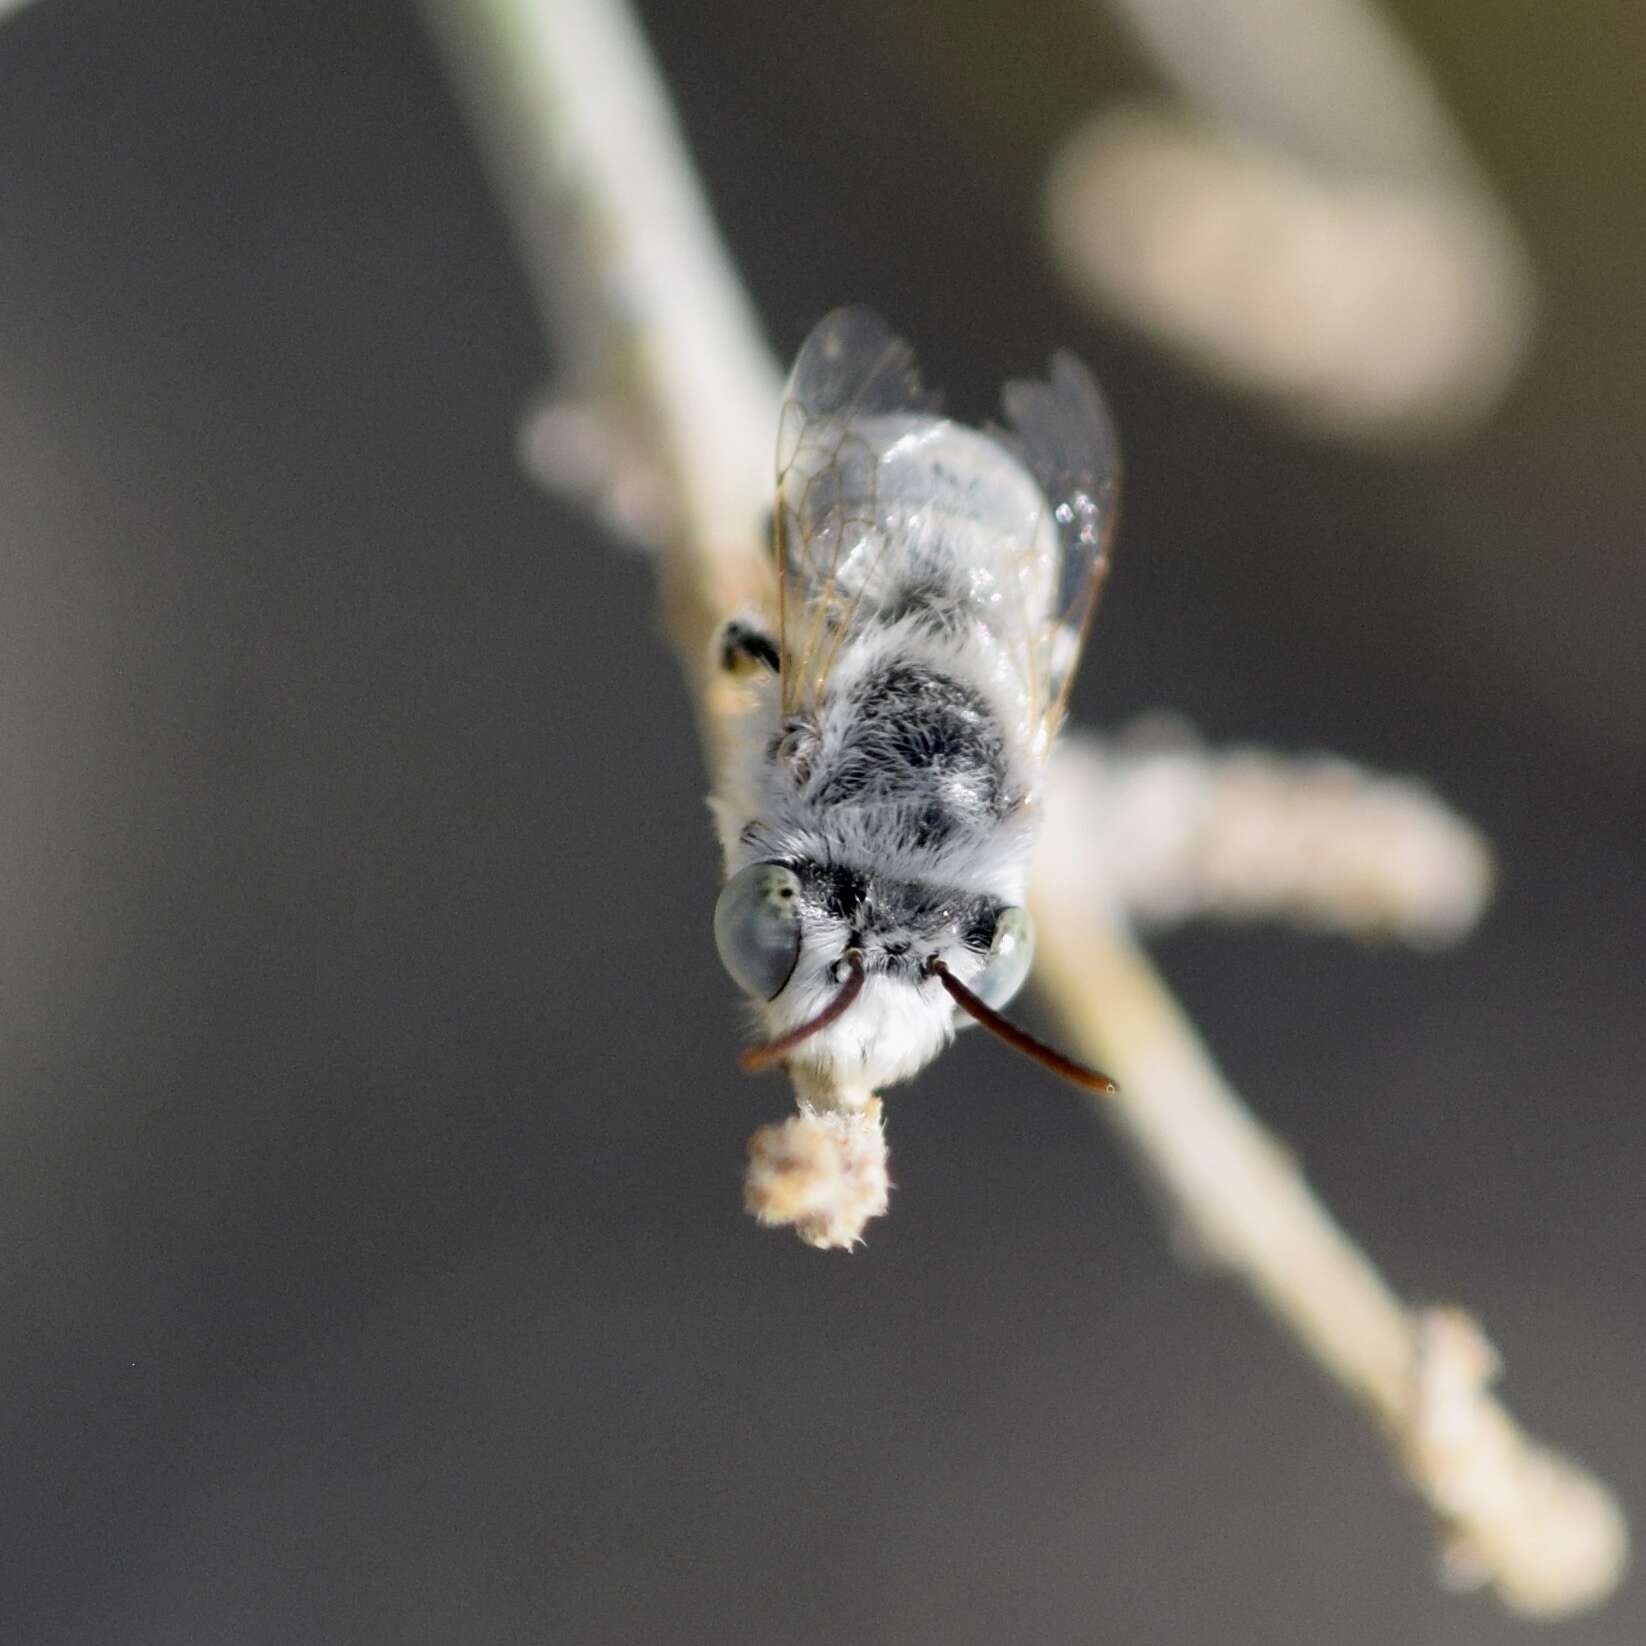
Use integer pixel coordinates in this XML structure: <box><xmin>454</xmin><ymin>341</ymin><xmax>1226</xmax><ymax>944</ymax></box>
<box><xmin>0</xmin><ymin>0</ymin><xmax>1641</xmax><ymax>1641</ymax></box>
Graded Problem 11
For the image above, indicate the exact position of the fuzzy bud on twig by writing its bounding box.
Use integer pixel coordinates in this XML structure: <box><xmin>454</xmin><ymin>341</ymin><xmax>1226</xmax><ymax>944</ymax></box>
<box><xmin>744</xmin><ymin>1101</ymin><xmax>890</xmax><ymax>1250</ymax></box>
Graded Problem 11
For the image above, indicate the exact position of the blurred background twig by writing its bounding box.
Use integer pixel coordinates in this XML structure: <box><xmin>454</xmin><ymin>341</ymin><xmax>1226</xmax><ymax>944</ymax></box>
<box><xmin>1050</xmin><ymin>0</ymin><xmax>1535</xmax><ymax>440</ymax></box>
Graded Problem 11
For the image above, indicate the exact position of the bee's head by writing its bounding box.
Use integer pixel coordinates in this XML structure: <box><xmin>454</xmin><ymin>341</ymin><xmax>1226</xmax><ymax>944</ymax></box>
<box><xmin>714</xmin><ymin>859</ymin><xmax>1110</xmax><ymax>1093</ymax></box>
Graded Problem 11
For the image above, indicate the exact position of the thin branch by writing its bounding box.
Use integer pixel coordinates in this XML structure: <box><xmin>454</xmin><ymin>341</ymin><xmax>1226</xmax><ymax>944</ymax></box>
<box><xmin>1057</xmin><ymin>721</ymin><xmax>1495</xmax><ymax>944</ymax></box>
<box><xmin>1035</xmin><ymin>764</ymin><xmax>1626</xmax><ymax>1612</ymax></box>
<box><xmin>424</xmin><ymin>0</ymin><xmax>1627</xmax><ymax>1616</ymax></box>
<box><xmin>419</xmin><ymin>0</ymin><xmax>780</xmax><ymax>698</ymax></box>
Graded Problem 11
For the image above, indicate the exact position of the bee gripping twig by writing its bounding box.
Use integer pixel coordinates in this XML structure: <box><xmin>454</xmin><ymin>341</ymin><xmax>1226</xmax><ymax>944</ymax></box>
<box><xmin>426</xmin><ymin>0</ymin><xmax>1627</xmax><ymax>1617</ymax></box>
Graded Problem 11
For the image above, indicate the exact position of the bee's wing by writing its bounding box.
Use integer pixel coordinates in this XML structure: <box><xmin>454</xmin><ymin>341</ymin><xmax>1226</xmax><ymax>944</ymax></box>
<box><xmin>994</xmin><ymin>352</ymin><xmax>1122</xmax><ymax>738</ymax></box>
<box><xmin>775</xmin><ymin>309</ymin><xmax>1121</xmax><ymax>742</ymax></box>
<box><xmin>774</xmin><ymin>308</ymin><xmax>942</xmax><ymax>716</ymax></box>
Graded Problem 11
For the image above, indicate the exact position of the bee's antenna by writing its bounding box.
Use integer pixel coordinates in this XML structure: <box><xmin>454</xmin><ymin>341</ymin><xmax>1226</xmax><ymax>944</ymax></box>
<box><xmin>928</xmin><ymin>958</ymin><xmax>1117</xmax><ymax>1095</ymax></box>
<box><xmin>739</xmin><ymin>953</ymin><xmax>867</xmax><ymax>1074</ymax></box>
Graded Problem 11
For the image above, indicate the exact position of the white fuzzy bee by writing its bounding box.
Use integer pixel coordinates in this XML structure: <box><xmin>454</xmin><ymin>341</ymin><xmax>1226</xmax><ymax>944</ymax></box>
<box><xmin>711</xmin><ymin>309</ymin><xmax>1121</xmax><ymax>1103</ymax></box>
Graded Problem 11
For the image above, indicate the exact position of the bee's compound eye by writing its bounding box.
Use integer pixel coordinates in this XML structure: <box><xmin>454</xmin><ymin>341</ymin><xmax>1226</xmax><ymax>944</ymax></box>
<box><xmin>972</xmin><ymin>906</ymin><xmax>1035</xmax><ymax>1011</ymax></box>
<box><xmin>714</xmin><ymin>863</ymin><xmax>804</xmax><ymax>1001</ymax></box>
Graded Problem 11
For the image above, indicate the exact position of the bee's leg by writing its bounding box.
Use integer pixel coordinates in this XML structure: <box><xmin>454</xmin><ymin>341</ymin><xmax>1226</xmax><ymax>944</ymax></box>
<box><xmin>718</xmin><ymin>617</ymin><xmax>780</xmax><ymax>676</ymax></box>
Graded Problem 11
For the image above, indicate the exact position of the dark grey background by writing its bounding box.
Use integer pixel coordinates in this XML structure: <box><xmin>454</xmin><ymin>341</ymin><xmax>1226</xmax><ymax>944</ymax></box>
<box><xmin>1</xmin><ymin>1</ymin><xmax>1641</xmax><ymax>1641</ymax></box>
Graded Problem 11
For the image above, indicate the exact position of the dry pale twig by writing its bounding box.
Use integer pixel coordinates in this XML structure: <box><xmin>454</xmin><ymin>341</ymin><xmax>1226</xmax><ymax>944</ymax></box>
<box><xmin>425</xmin><ymin>0</ymin><xmax>1627</xmax><ymax>1615</ymax></box>
<box><xmin>1055</xmin><ymin>719</ymin><xmax>1495</xmax><ymax>945</ymax></box>
<box><xmin>1033</xmin><ymin>762</ymin><xmax>1625</xmax><ymax>1615</ymax></box>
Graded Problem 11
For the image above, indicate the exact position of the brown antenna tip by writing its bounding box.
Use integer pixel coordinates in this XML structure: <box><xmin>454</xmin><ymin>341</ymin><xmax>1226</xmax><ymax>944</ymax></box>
<box><xmin>928</xmin><ymin>957</ymin><xmax>1117</xmax><ymax>1095</ymax></box>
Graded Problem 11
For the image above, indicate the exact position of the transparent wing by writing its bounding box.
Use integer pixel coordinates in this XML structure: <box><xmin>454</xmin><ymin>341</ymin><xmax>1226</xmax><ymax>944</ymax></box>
<box><xmin>774</xmin><ymin>308</ymin><xmax>941</xmax><ymax>717</ymax></box>
<box><xmin>775</xmin><ymin>310</ymin><xmax>1121</xmax><ymax>741</ymax></box>
<box><xmin>995</xmin><ymin>352</ymin><xmax>1122</xmax><ymax>736</ymax></box>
